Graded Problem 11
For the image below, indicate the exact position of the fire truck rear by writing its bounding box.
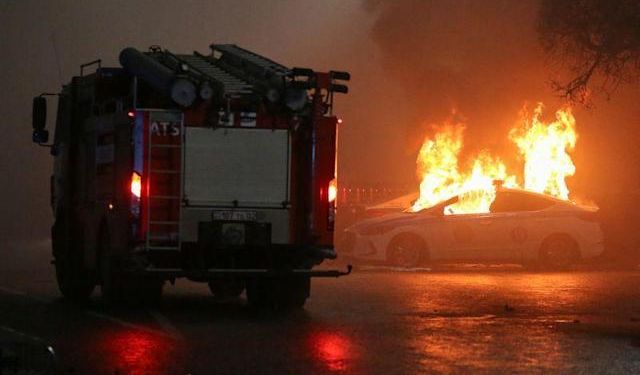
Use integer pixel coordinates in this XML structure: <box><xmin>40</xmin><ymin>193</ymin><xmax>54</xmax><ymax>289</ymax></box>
<box><xmin>31</xmin><ymin>45</ymin><xmax>351</xmax><ymax>307</ymax></box>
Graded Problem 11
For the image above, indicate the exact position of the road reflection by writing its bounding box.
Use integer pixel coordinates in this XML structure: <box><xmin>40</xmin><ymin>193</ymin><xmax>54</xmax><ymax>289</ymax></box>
<box><xmin>308</xmin><ymin>330</ymin><xmax>355</xmax><ymax>372</ymax></box>
<box><xmin>96</xmin><ymin>329</ymin><xmax>183</xmax><ymax>375</ymax></box>
<box><xmin>401</xmin><ymin>271</ymin><xmax>591</xmax><ymax>373</ymax></box>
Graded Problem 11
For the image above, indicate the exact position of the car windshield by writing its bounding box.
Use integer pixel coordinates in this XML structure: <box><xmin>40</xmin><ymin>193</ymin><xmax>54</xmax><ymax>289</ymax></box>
<box><xmin>406</xmin><ymin>196</ymin><xmax>459</xmax><ymax>214</ymax></box>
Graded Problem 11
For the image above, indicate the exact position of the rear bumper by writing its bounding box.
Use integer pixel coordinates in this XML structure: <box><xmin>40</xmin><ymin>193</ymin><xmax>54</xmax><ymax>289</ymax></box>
<box><xmin>131</xmin><ymin>265</ymin><xmax>352</xmax><ymax>279</ymax></box>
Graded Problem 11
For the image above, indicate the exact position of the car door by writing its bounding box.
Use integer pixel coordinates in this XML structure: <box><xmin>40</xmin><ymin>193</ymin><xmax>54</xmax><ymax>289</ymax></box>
<box><xmin>425</xmin><ymin>199</ymin><xmax>489</xmax><ymax>261</ymax></box>
<box><xmin>470</xmin><ymin>210</ymin><xmax>524</xmax><ymax>261</ymax></box>
<box><xmin>443</xmin><ymin>213</ymin><xmax>492</xmax><ymax>260</ymax></box>
<box><xmin>477</xmin><ymin>191</ymin><xmax>558</xmax><ymax>261</ymax></box>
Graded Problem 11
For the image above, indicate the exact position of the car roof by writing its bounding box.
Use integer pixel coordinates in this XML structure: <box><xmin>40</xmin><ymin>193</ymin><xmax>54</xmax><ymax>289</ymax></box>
<box><xmin>497</xmin><ymin>187</ymin><xmax>563</xmax><ymax>202</ymax></box>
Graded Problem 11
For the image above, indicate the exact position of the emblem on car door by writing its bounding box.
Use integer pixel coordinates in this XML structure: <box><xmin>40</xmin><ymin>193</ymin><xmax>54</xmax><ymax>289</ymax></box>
<box><xmin>511</xmin><ymin>226</ymin><xmax>528</xmax><ymax>243</ymax></box>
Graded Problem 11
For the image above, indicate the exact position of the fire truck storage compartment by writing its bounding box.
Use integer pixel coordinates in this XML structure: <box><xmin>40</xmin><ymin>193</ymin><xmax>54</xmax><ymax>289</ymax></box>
<box><xmin>183</xmin><ymin>127</ymin><xmax>290</xmax><ymax>207</ymax></box>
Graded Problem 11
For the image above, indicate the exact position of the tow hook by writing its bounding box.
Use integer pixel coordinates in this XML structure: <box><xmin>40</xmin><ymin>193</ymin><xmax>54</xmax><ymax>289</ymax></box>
<box><xmin>341</xmin><ymin>265</ymin><xmax>353</xmax><ymax>276</ymax></box>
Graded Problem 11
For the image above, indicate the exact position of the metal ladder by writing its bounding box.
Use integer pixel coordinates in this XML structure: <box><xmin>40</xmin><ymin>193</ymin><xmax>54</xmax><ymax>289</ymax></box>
<box><xmin>176</xmin><ymin>53</ymin><xmax>253</xmax><ymax>95</ymax></box>
<box><xmin>145</xmin><ymin>117</ymin><xmax>184</xmax><ymax>251</ymax></box>
<box><xmin>212</xmin><ymin>44</ymin><xmax>290</xmax><ymax>76</ymax></box>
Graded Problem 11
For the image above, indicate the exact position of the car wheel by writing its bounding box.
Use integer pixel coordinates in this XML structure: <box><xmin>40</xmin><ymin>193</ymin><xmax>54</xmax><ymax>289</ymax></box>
<box><xmin>539</xmin><ymin>235</ymin><xmax>579</xmax><ymax>270</ymax></box>
<box><xmin>387</xmin><ymin>234</ymin><xmax>426</xmax><ymax>268</ymax></box>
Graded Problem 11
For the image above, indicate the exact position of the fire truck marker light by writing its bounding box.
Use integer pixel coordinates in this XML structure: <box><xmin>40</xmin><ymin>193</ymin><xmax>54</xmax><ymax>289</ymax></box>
<box><xmin>131</xmin><ymin>172</ymin><xmax>142</xmax><ymax>198</ymax></box>
<box><xmin>127</xmin><ymin>111</ymin><xmax>135</xmax><ymax>119</ymax></box>
<box><xmin>108</xmin><ymin>203</ymin><xmax>114</xmax><ymax>210</ymax></box>
<box><xmin>337</xmin><ymin>118</ymin><xmax>343</xmax><ymax>124</ymax></box>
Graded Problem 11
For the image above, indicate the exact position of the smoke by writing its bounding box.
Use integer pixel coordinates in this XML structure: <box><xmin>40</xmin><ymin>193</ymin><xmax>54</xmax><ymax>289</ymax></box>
<box><xmin>363</xmin><ymin>0</ymin><xmax>564</xmax><ymax>158</ymax></box>
<box><xmin>2</xmin><ymin>0</ymin><xmax>640</xmax><ymax>261</ymax></box>
<box><xmin>0</xmin><ymin>0</ymin><xmax>366</xmax><ymax>241</ymax></box>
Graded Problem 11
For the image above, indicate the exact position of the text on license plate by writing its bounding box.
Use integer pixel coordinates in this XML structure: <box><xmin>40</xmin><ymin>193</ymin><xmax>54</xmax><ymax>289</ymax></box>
<box><xmin>212</xmin><ymin>210</ymin><xmax>257</xmax><ymax>221</ymax></box>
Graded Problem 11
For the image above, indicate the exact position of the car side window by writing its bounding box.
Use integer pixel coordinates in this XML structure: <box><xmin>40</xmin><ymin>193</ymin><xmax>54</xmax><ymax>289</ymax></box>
<box><xmin>490</xmin><ymin>192</ymin><xmax>554</xmax><ymax>213</ymax></box>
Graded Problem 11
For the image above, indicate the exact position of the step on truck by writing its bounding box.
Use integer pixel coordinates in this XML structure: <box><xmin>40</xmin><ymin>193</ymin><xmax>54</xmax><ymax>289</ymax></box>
<box><xmin>31</xmin><ymin>44</ymin><xmax>351</xmax><ymax>307</ymax></box>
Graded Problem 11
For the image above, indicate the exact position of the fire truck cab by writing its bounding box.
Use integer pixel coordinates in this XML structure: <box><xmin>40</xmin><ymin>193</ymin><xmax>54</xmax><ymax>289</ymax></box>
<box><xmin>31</xmin><ymin>44</ymin><xmax>350</xmax><ymax>307</ymax></box>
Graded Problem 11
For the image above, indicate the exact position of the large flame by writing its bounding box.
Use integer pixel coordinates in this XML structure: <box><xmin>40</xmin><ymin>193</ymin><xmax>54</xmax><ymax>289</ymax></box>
<box><xmin>412</xmin><ymin>104</ymin><xmax>577</xmax><ymax>214</ymax></box>
<box><xmin>509</xmin><ymin>104</ymin><xmax>576</xmax><ymax>200</ymax></box>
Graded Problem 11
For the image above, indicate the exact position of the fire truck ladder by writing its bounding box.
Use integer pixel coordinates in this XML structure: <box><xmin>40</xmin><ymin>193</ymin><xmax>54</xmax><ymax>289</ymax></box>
<box><xmin>211</xmin><ymin>44</ymin><xmax>290</xmax><ymax>77</ymax></box>
<box><xmin>174</xmin><ymin>53</ymin><xmax>253</xmax><ymax>96</ymax></box>
<box><xmin>146</xmin><ymin>117</ymin><xmax>184</xmax><ymax>252</ymax></box>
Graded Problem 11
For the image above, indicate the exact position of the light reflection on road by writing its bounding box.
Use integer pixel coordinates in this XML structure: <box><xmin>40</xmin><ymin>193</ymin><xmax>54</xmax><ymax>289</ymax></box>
<box><xmin>397</xmin><ymin>271</ymin><xmax>609</xmax><ymax>373</ymax></box>
<box><xmin>308</xmin><ymin>330</ymin><xmax>355</xmax><ymax>372</ymax></box>
<box><xmin>96</xmin><ymin>329</ymin><xmax>183</xmax><ymax>375</ymax></box>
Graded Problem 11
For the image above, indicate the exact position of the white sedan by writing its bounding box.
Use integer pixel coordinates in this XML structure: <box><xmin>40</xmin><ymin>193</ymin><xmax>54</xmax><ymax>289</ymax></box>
<box><xmin>342</xmin><ymin>188</ymin><xmax>604</xmax><ymax>268</ymax></box>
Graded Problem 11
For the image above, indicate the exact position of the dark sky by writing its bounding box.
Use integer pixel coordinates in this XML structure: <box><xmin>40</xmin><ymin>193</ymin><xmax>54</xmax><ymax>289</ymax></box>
<box><xmin>1</xmin><ymin>0</ymin><xmax>639</xmax><ymax>241</ymax></box>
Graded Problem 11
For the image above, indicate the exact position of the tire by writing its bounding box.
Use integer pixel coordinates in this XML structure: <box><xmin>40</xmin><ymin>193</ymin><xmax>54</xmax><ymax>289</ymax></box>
<box><xmin>208</xmin><ymin>280</ymin><xmax>245</xmax><ymax>299</ymax></box>
<box><xmin>98</xmin><ymin>227</ymin><xmax>124</xmax><ymax>304</ymax></box>
<box><xmin>246</xmin><ymin>277</ymin><xmax>310</xmax><ymax>310</ymax></box>
<box><xmin>539</xmin><ymin>235</ymin><xmax>579</xmax><ymax>270</ymax></box>
<box><xmin>387</xmin><ymin>234</ymin><xmax>427</xmax><ymax>268</ymax></box>
<box><xmin>52</xmin><ymin>217</ymin><xmax>94</xmax><ymax>302</ymax></box>
<box><xmin>99</xmin><ymin>227</ymin><xmax>164</xmax><ymax>306</ymax></box>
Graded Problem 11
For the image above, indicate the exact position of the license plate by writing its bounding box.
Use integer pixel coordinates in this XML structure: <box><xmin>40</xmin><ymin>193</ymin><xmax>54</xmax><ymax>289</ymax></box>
<box><xmin>212</xmin><ymin>210</ymin><xmax>257</xmax><ymax>222</ymax></box>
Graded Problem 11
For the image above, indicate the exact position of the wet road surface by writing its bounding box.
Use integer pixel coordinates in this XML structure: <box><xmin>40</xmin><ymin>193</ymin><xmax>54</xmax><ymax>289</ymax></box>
<box><xmin>2</xmin><ymin>241</ymin><xmax>640</xmax><ymax>374</ymax></box>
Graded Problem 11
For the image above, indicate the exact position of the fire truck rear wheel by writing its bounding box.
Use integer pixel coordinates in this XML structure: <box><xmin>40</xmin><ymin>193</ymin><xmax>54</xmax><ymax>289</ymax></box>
<box><xmin>98</xmin><ymin>228</ymin><xmax>124</xmax><ymax>304</ymax></box>
<box><xmin>52</xmin><ymin>218</ymin><xmax>95</xmax><ymax>302</ymax></box>
<box><xmin>246</xmin><ymin>277</ymin><xmax>309</xmax><ymax>309</ymax></box>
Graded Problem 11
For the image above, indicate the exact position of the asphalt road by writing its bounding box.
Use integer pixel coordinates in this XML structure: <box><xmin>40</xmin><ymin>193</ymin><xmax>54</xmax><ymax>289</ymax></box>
<box><xmin>2</xmin><ymin>241</ymin><xmax>640</xmax><ymax>374</ymax></box>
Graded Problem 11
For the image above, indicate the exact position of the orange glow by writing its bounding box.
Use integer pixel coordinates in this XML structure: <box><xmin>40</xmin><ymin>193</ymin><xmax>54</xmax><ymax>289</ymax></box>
<box><xmin>131</xmin><ymin>172</ymin><xmax>142</xmax><ymax>198</ymax></box>
<box><xmin>328</xmin><ymin>179</ymin><xmax>338</xmax><ymax>203</ymax></box>
<box><xmin>412</xmin><ymin>104</ymin><xmax>578</xmax><ymax>213</ymax></box>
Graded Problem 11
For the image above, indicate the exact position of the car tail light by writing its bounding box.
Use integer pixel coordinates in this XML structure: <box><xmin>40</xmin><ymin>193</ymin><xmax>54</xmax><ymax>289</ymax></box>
<box><xmin>131</xmin><ymin>172</ymin><xmax>142</xmax><ymax>198</ymax></box>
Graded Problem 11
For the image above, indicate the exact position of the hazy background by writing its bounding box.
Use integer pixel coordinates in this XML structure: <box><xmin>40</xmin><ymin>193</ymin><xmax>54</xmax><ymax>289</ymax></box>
<box><xmin>2</xmin><ymin>0</ymin><xmax>640</xmax><ymax>251</ymax></box>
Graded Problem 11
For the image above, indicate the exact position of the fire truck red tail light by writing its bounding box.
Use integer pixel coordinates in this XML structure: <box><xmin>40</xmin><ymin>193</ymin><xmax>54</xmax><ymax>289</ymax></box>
<box><xmin>131</xmin><ymin>172</ymin><xmax>142</xmax><ymax>198</ymax></box>
<box><xmin>328</xmin><ymin>179</ymin><xmax>337</xmax><ymax>203</ymax></box>
<box><xmin>127</xmin><ymin>110</ymin><xmax>136</xmax><ymax>119</ymax></box>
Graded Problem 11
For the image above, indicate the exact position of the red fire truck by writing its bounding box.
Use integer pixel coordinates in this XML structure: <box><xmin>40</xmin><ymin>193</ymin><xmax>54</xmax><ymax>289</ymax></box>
<box><xmin>31</xmin><ymin>44</ymin><xmax>351</xmax><ymax>307</ymax></box>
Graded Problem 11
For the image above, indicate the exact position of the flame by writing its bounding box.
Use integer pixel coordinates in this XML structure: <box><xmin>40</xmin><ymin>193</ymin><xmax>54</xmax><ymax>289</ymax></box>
<box><xmin>412</xmin><ymin>104</ymin><xmax>577</xmax><ymax>214</ymax></box>
<box><xmin>509</xmin><ymin>104</ymin><xmax>576</xmax><ymax>200</ymax></box>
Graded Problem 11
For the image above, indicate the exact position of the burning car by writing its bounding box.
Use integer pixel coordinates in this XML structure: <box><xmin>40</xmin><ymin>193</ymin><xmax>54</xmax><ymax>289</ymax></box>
<box><xmin>342</xmin><ymin>186</ymin><xmax>603</xmax><ymax>268</ymax></box>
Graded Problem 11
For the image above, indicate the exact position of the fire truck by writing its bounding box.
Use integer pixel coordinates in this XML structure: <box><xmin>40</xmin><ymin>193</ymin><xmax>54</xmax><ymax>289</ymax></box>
<box><xmin>31</xmin><ymin>44</ymin><xmax>351</xmax><ymax>307</ymax></box>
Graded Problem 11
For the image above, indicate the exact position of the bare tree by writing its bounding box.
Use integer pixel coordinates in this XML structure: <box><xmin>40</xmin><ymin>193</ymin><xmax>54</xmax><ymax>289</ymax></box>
<box><xmin>538</xmin><ymin>0</ymin><xmax>640</xmax><ymax>103</ymax></box>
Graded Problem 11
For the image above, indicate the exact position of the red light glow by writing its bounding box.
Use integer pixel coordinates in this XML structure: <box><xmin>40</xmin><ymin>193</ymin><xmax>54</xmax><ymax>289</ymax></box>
<box><xmin>95</xmin><ymin>330</ymin><xmax>184</xmax><ymax>375</ymax></box>
<box><xmin>310</xmin><ymin>331</ymin><xmax>353</xmax><ymax>372</ymax></box>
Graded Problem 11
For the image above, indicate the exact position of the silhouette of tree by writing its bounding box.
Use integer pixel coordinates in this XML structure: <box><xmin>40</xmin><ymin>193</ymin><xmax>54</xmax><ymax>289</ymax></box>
<box><xmin>538</xmin><ymin>0</ymin><xmax>640</xmax><ymax>103</ymax></box>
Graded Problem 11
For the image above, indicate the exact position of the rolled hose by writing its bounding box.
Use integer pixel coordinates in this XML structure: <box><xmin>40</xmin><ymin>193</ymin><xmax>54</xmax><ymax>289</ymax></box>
<box><xmin>119</xmin><ymin>47</ymin><xmax>196</xmax><ymax>107</ymax></box>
